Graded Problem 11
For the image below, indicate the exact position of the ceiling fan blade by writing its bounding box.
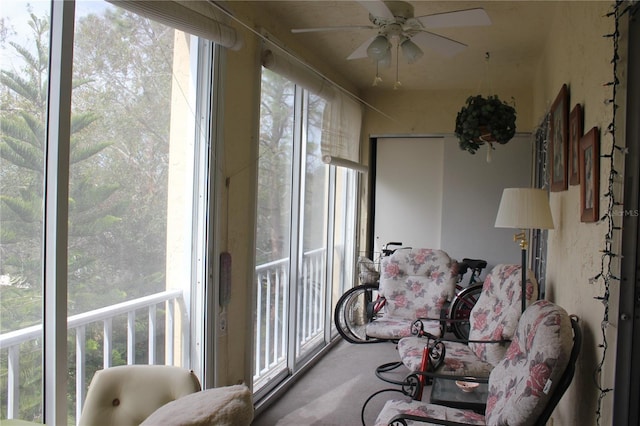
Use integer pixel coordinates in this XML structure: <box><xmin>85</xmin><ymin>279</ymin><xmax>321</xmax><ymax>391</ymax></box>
<box><xmin>347</xmin><ymin>35</ymin><xmax>377</xmax><ymax>60</ymax></box>
<box><xmin>356</xmin><ymin>0</ymin><xmax>394</xmax><ymax>19</ymax></box>
<box><xmin>291</xmin><ymin>25</ymin><xmax>375</xmax><ymax>34</ymax></box>
<box><xmin>416</xmin><ymin>8</ymin><xmax>491</xmax><ymax>29</ymax></box>
<box><xmin>411</xmin><ymin>31</ymin><xmax>467</xmax><ymax>57</ymax></box>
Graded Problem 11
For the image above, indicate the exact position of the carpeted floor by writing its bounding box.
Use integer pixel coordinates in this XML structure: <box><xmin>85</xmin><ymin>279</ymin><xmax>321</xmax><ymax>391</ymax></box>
<box><xmin>252</xmin><ymin>339</ymin><xmax>431</xmax><ymax>426</ymax></box>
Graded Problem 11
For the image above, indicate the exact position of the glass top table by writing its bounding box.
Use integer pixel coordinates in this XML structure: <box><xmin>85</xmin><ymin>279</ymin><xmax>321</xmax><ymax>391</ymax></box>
<box><xmin>430</xmin><ymin>378</ymin><xmax>489</xmax><ymax>413</ymax></box>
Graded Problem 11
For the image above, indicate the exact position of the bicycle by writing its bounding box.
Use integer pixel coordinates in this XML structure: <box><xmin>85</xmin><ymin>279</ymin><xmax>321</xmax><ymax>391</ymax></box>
<box><xmin>333</xmin><ymin>242</ymin><xmax>404</xmax><ymax>344</ymax></box>
<box><xmin>334</xmin><ymin>249</ymin><xmax>486</xmax><ymax>343</ymax></box>
<box><xmin>443</xmin><ymin>258</ymin><xmax>487</xmax><ymax>340</ymax></box>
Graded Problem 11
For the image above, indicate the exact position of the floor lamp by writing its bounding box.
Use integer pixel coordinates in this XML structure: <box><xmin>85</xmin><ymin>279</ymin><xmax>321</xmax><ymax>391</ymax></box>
<box><xmin>495</xmin><ymin>188</ymin><xmax>554</xmax><ymax>313</ymax></box>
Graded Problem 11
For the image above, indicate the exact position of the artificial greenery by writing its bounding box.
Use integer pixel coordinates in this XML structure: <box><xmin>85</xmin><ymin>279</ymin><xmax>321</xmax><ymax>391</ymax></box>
<box><xmin>454</xmin><ymin>95</ymin><xmax>517</xmax><ymax>154</ymax></box>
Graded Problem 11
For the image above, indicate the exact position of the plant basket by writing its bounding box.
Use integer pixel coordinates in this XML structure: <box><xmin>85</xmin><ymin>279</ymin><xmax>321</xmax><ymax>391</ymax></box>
<box><xmin>454</xmin><ymin>95</ymin><xmax>517</xmax><ymax>154</ymax></box>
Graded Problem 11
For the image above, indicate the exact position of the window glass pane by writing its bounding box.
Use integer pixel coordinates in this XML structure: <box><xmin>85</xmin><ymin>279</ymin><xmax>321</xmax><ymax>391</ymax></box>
<box><xmin>67</xmin><ymin>0</ymin><xmax>205</xmax><ymax>421</ymax></box>
<box><xmin>330</xmin><ymin>168</ymin><xmax>357</xmax><ymax>338</ymax></box>
<box><xmin>254</xmin><ymin>68</ymin><xmax>294</xmax><ymax>392</ymax></box>
<box><xmin>296</xmin><ymin>92</ymin><xmax>329</xmax><ymax>359</ymax></box>
<box><xmin>0</xmin><ymin>1</ymin><xmax>51</xmax><ymax>421</ymax></box>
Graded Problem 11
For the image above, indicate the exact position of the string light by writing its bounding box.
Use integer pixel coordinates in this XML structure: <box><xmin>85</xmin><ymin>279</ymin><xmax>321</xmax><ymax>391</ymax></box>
<box><xmin>593</xmin><ymin>2</ymin><xmax>632</xmax><ymax>424</ymax></box>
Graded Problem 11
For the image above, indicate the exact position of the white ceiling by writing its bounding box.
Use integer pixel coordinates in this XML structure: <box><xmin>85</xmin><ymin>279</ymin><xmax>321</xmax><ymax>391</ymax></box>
<box><xmin>241</xmin><ymin>1</ymin><xmax>557</xmax><ymax>92</ymax></box>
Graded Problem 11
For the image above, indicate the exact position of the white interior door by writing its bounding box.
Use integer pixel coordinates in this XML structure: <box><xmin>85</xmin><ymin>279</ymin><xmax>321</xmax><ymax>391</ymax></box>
<box><xmin>373</xmin><ymin>135</ymin><xmax>533</xmax><ymax>271</ymax></box>
<box><xmin>374</xmin><ymin>137</ymin><xmax>444</xmax><ymax>252</ymax></box>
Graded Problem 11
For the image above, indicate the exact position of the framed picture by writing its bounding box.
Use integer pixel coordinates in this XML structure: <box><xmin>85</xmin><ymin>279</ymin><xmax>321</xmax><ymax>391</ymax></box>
<box><xmin>549</xmin><ymin>84</ymin><xmax>569</xmax><ymax>192</ymax></box>
<box><xmin>580</xmin><ymin>127</ymin><xmax>600</xmax><ymax>223</ymax></box>
<box><xmin>568</xmin><ymin>104</ymin><xmax>583</xmax><ymax>185</ymax></box>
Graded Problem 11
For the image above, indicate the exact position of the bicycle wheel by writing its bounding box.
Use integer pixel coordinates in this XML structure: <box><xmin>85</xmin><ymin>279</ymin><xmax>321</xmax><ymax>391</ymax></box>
<box><xmin>334</xmin><ymin>283</ymin><xmax>384</xmax><ymax>344</ymax></box>
<box><xmin>449</xmin><ymin>284</ymin><xmax>483</xmax><ymax>340</ymax></box>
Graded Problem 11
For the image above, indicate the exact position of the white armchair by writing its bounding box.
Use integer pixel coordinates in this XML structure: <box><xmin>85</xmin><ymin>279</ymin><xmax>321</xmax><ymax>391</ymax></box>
<box><xmin>79</xmin><ymin>365</ymin><xmax>201</xmax><ymax>426</ymax></box>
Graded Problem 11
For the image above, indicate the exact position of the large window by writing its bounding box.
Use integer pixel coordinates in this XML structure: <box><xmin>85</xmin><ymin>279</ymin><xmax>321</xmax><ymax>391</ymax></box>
<box><xmin>0</xmin><ymin>1</ymin><xmax>217</xmax><ymax>423</ymax></box>
<box><xmin>253</xmin><ymin>67</ymin><xmax>359</xmax><ymax>397</ymax></box>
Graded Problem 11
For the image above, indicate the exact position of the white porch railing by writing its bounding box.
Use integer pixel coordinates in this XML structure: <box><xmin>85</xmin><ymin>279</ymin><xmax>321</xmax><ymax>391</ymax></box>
<box><xmin>0</xmin><ymin>289</ymin><xmax>186</xmax><ymax>423</ymax></box>
<box><xmin>2</xmin><ymin>247</ymin><xmax>330</xmax><ymax>420</ymax></box>
<box><xmin>253</xmin><ymin>248</ymin><xmax>326</xmax><ymax>388</ymax></box>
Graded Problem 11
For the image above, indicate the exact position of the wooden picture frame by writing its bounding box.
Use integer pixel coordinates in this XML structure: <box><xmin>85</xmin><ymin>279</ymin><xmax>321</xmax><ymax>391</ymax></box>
<box><xmin>549</xmin><ymin>84</ymin><xmax>569</xmax><ymax>192</ymax></box>
<box><xmin>580</xmin><ymin>127</ymin><xmax>600</xmax><ymax>223</ymax></box>
<box><xmin>568</xmin><ymin>104</ymin><xmax>583</xmax><ymax>185</ymax></box>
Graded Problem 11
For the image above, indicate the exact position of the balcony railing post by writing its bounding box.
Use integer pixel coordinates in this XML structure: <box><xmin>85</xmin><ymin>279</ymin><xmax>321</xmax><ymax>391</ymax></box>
<box><xmin>7</xmin><ymin>345</ymin><xmax>19</xmax><ymax>419</ymax></box>
<box><xmin>255</xmin><ymin>271</ymin><xmax>262</xmax><ymax>376</ymax></box>
<box><xmin>265</xmin><ymin>272</ymin><xmax>272</xmax><ymax>370</ymax></box>
<box><xmin>148</xmin><ymin>304</ymin><xmax>157</xmax><ymax>364</ymax></box>
<box><xmin>167</xmin><ymin>299</ymin><xmax>175</xmax><ymax>365</ymax></box>
<box><xmin>76</xmin><ymin>325</ymin><xmax>86</xmax><ymax>422</ymax></box>
<box><xmin>127</xmin><ymin>311</ymin><xmax>136</xmax><ymax>364</ymax></box>
<box><xmin>281</xmin><ymin>266</ymin><xmax>287</xmax><ymax>359</ymax></box>
<box><xmin>103</xmin><ymin>318</ymin><xmax>112</xmax><ymax>368</ymax></box>
<box><xmin>274</xmin><ymin>267</ymin><xmax>280</xmax><ymax>366</ymax></box>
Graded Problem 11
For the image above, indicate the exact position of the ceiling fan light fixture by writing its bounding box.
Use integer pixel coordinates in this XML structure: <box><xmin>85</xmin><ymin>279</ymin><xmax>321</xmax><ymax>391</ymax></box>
<box><xmin>400</xmin><ymin>38</ymin><xmax>423</xmax><ymax>63</ymax></box>
<box><xmin>377</xmin><ymin>47</ymin><xmax>392</xmax><ymax>68</ymax></box>
<box><xmin>366</xmin><ymin>34</ymin><xmax>391</xmax><ymax>60</ymax></box>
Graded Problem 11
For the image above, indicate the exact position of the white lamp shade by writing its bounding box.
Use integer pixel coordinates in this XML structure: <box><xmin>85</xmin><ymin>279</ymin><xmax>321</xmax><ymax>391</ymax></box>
<box><xmin>377</xmin><ymin>48</ymin><xmax>392</xmax><ymax>67</ymax></box>
<box><xmin>495</xmin><ymin>188</ymin><xmax>554</xmax><ymax>230</ymax></box>
<box><xmin>367</xmin><ymin>35</ymin><xmax>391</xmax><ymax>60</ymax></box>
<box><xmin>400</xmin><ymin>38</ymin><xmax>423</xmax><ymax>63</ymax></box>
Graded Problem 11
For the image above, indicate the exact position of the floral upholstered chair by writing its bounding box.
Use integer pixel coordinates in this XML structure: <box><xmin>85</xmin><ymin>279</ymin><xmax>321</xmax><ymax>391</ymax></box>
<box><xmin>397</xmin><ymin>264</ymin><xmax>538</xmax><ymax>377</ymax></box>
<box><xmin>364</xmin><ymin>248</ymin><xmax>458</xmax><ymax>340</ymax></box>
<box><xmin>374</xmin><ymin>300</ymin><xmax>580</xmax><ymax>426</ymax></box>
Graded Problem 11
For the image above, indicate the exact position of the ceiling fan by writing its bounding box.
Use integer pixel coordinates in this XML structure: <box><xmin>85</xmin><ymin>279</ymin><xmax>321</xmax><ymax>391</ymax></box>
<box><xmin>291</xmin><ymin>0</ymin><xmax>491</xmax><ymax>65</ymax></box>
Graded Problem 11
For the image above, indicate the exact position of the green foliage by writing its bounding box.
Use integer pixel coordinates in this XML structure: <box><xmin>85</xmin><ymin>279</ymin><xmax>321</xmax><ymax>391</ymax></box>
<box><xmin>454</xmin><ymin>94</ymin><xmax>517</xmax><ymax>154</ymax></box>
<box><xmin>1</xmin><ymin>6</ymin><xmax>177</xmax><ymax>421</ymax></box>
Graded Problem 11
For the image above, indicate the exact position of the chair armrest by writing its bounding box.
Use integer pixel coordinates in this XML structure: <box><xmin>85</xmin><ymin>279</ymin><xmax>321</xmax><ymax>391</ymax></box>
<box><xmin>388</xmin><ymin>413</ymin><xmax>470</xmax><ymax>425</ymax></box>
<box><xmin>436</xmin><ymin>336</ymin><xmax>511</xmax><ymax>345</ymax></box>
<box><xmin>409</xmin><ymin>319</ymin><xmax>510</xmax><ymax>346</ymax></box>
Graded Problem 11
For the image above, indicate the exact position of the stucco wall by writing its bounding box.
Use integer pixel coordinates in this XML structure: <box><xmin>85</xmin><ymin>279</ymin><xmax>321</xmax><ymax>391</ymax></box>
<box><xmin>532</xmin><ymin>2</ymin><xmax>623</xmax><ymax>425</ymax></box>
<box><xmin>216</xmin><ymin>22</ymin><xmax>260</xmax><ymax>387</ymax></box>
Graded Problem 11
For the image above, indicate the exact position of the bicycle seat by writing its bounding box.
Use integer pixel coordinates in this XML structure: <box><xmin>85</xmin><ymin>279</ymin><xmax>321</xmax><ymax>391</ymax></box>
<box><xmin>462</xmin><ymin>258</ymin><xmax>487</xmax><ymax>270</ymax></box>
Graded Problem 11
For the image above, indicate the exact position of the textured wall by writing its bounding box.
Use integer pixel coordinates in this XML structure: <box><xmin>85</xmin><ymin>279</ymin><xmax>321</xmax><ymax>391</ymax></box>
<box><xmin>532</xmin><ymin>2</ymin><xmax>623</xmax><ymax>425</ymax></box>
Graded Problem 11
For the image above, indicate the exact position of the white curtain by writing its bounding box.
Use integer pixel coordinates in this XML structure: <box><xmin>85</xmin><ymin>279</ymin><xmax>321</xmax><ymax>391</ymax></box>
<box><xmin>320</xmin><ymin>91</ymin><xmax>364</xmax><ymax>171</ymax></box>
<box><xmin>108</xmin><ymin>0</ymin><xmax>243</xmax><ymax>50</ymax></box>
<box><xmin>261</xmin><ymin>45</ymin><xmax>365</xmax><ymax>172</ymax></box>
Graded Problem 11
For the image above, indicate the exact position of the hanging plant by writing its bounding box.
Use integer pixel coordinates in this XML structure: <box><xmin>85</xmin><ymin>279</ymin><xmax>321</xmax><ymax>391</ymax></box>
<box><xmin>454</xmin><ymin>95</ymin><xmax>517</xmax><ymax>154</ymax></box>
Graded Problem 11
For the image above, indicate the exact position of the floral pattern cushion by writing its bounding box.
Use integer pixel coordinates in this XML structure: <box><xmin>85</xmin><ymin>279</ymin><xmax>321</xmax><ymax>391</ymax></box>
<box><xmin>375</xmin><ymin>396</ymin><xmax>486</xmax><ymax>426</ymax></box>
<box><xmin>397</xmin><ymin>338</ymin><xmax>495</xmax><ymax>377</ymax></box>
<box><xmin>485</xmin><ymin>300</ymin><xmax>573</xmax><ymax>425</ymax></box>
<box><xmin>366</xmin><ymin>249</ymin><xmax>456</xmax><ymax>340</ymax></box>
<box><xmin>467</xmin><ymin>264</ymin><xmax>538</xmax><ymax>366</ymax></box>
<box><xmin>377</xmin><ymin>248</ymin><xmax>457</xmax><ymax>321</ymax></box>
<box><xmin>397</xmin><ymin>264</ymin><xmax>538</xmax><ymax>376</ymax></box>
<box><xmin>374</xmin><ymin>301</ymin><xmax>574</xmax><ymax>426</ymax></box>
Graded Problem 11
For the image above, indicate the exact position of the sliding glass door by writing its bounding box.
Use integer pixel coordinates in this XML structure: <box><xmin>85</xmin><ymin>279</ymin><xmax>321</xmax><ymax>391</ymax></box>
<box><xmin>253</xmin><ymin>69</ymin><xmax>358</xmax><ymax>397</ymax></box>
<box><xmin>254</xmin><ymin>69</ymin><xmax>295</xmax><ymax>392</ymax></box>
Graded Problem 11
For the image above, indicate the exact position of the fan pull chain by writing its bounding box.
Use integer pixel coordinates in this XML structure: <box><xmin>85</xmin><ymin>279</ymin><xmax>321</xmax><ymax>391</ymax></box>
<box><xmin>372</xmin><ymin>60</ymin><xmax>382</xmax><ymax>86</ymax></box>
<box><xmin>394</xmin><ymin>42</ymin><xmax>401</xmax><ymax>90</ymax></box>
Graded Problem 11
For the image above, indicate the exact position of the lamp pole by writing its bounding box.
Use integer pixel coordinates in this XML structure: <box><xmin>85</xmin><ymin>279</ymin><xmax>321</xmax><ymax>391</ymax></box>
<box><xmin>515</xmin><ymin>231</ymin><xmax>528</xmax><ymax>313</ymax></box>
